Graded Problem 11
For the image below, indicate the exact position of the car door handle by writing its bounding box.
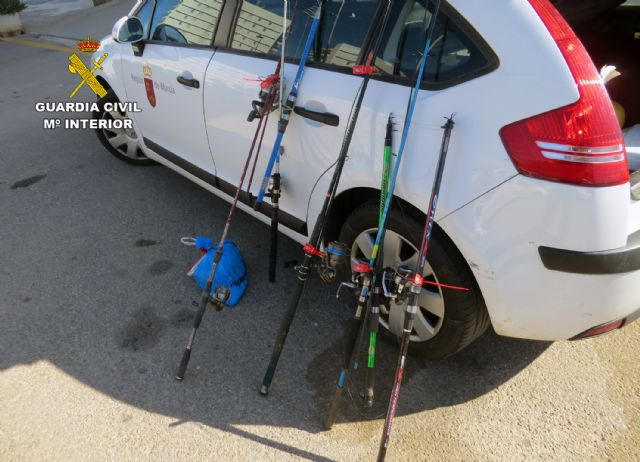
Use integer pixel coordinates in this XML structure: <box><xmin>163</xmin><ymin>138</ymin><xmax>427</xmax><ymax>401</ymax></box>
<box><xmin>293</xmin><ymin>106</ymin><xmax>339</xmax><ymax>127</ymax></box>
<box><xmin>177</xmin><ymin>76</ymin><xmax>200</xmax><ymax>89</ymax></box>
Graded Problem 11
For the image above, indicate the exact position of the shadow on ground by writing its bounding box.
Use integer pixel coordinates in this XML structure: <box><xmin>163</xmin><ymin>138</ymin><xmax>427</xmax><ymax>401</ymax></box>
<box><xmin>0</xmin><ymin>156</ymin><xmax>550</xmax><ymax>459</ymax></box>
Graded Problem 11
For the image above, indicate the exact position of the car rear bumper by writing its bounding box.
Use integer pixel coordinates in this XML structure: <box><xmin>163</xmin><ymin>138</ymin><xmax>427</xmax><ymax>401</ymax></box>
<box><xmin>440</xmin><ymin>176</ymin><xmax>640</xmax><ymax>341</ymax></box>
<box><xmin>539</xmin><ymin>229</ymin><xmax>640</xmax><ymax>274</ymax></box>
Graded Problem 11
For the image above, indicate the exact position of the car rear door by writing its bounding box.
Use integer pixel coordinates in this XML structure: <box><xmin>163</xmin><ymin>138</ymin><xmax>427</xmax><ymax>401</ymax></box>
<box><xmin>203</xmin><ymin>0</ymin><xmax>380</xmax><ymax>234</ymax></box>
<box><xmin>120</xmin><ymin>0</ymin><xmax>224</xmax><ymax>174</ymax></box>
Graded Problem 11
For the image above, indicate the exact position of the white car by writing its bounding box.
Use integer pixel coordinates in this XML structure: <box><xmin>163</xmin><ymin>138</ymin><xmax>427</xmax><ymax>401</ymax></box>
<box><xmin>93</xmin><ymin>0</ymin><xmax>640</xmax><ymax>358</ymax></box>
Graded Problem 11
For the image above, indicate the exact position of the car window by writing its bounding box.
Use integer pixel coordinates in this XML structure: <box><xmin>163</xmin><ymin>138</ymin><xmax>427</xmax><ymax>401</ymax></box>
<box><xmin>375</xmin><ymin>0</ymin><xmax>490</xmax><ymax>85</ymax></box>
<box><xmin>149</xmin><ymin>0</ymin><xmax>223</xmax><ymax>46</ymax></box>
<box><xmin>231</xmin><ymin>0</ymin><xmax>378</xmax><ymax>68</ymax></box>
<box><xmin>135</xmin><ymin>0</ymin><xmax>155</xmax><ymax>40</ymax></box>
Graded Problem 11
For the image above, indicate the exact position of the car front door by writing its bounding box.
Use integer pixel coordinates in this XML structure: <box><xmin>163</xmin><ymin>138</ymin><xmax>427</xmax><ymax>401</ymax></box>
<box><xmin>120</xmin><ymin>0</ymin><xmax>224</xmax><ymax>174</ymax></box>
<box><xmin>203</xmin><ymin>0</ymin><xmax>381</xmax><ymax>235</ymax></box>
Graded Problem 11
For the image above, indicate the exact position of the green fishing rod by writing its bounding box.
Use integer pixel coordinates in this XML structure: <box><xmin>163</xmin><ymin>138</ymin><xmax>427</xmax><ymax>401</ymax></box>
<box><xmin>364</xmin><ymin>114</ymin><xmax>394</xmax><ymax>407</ymax></box>
<box><xmin>324</xmin><ymin>115</ymin><xmax>394</xmax><ymax>429</ymax></box>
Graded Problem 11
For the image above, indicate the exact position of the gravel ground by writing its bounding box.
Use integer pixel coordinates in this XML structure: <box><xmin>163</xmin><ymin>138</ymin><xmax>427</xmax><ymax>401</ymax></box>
<box><xmin>0</xmin><ymin>39</ymin><xmax>638</xmax><ymax>462</ymax></box>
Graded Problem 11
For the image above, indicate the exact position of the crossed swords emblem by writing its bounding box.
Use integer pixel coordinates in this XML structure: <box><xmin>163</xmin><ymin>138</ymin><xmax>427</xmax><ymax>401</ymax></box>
<box><xmin>67</xmin><ymin>52</ymin><xmax>109</xmax><ymax>99</ymax></box>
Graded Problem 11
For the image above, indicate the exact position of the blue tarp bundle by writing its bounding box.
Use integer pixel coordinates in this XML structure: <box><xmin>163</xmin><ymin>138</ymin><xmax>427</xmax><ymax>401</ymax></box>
<box><xmin>187</xmin><ymin>237</ymin><xmax>248</xmax><ymax>307</ymax></box>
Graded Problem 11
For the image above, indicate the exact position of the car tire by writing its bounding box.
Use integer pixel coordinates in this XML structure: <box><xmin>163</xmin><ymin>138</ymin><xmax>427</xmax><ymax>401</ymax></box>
<box><xmin>338</xmin><ymin>202</ymin><xmax>490</xmax><ymax>359</ymax></box>
<box><xmin>93</xmin><ymin>90</ymin><xmax>155</xmax><ymax>166</ymax></box>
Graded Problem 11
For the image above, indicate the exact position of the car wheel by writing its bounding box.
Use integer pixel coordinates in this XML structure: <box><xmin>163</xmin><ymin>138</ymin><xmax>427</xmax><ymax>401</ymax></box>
<box><xmin>338</xmin><ymin>202</ymin><xmax>490</xmax><ymax>359</ymax></box>
<box><xmin>93</xmin><ymin>90</ymin><xmax>155</xmax><ymax>166</ymax></box>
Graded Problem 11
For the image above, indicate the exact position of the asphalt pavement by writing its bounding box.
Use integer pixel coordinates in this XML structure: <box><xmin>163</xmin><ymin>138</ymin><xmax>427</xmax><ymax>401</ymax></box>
<box><xmin>0</xmin><ymin>34</ymin><xmax>639</xmax><ymax>462</ymax></box>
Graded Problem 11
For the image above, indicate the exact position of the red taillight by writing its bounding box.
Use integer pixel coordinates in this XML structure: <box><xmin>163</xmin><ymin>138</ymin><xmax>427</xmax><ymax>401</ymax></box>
<box><xmin>570</xmin><ymin>319</ymin><xmax>624</xmax><ymax>340</ymax></box>
<box><xmin>500</xmin><ymin>0</ymin><xmax>628</xmax><ymax>187</ymax></box>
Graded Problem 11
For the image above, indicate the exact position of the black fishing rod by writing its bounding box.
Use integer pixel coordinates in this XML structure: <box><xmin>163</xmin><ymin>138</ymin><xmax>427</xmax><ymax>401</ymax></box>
<box><xmin>260</xmin><ymin>0</ymin><xmax>395</xmax><ymax>397</ymax></box>
<box><xmin>269</xmin><ymin>158</ymin><xmax>281</xmax><ymax>282</ymax></box>
<box><xmin>377</xmin><ymin>115</ymin><xmax>455</xmax><ymax>461</ymax></box>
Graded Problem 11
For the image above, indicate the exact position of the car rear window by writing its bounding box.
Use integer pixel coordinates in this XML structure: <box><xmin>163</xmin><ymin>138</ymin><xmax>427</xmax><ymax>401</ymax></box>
<box><xmin>374</xmin><ymin>0</ymin><xmax>494</xmax><ymax>86</ymax></box>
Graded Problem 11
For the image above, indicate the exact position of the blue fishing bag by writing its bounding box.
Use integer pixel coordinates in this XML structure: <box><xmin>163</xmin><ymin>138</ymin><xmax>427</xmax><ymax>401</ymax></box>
<box><xmin>187</xmin><ymin>237</ymin><xmax>248</xmax><ymax>307</ymax></box>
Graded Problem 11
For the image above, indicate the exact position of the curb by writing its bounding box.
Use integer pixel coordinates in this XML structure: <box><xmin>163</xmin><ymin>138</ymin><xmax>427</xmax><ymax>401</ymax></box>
<box><xmin>3</xmin><ymin>33</ymin><xmax>80</xmax><ymax>52</ymax></box>
<box><xmin>0</xmin><ymin>29</ymin><xmax>24</xmax><ymax>38</ymax></box>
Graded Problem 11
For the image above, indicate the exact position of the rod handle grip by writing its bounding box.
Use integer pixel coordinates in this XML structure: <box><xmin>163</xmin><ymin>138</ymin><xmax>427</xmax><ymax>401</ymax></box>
<box><xmin>324</xmin><ymin>386</ymin><xmax>344</xmax><ymax>430</ymax></box>
<box><xmin>175</xmin><ymin>348</ymin><xmax>191</xmax><ymax>381</ymax></box>
<box><xmin>269</xmin><ymin>208</ymin><xmax>278</xmax><ymax>282</ymax></box>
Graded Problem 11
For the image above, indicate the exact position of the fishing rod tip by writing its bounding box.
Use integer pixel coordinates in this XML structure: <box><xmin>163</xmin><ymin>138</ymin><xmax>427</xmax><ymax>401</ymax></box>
<box><xmin>441</xmin><ymin>113</ymin><xmax>456</xmax><ymax>129</ymax></box>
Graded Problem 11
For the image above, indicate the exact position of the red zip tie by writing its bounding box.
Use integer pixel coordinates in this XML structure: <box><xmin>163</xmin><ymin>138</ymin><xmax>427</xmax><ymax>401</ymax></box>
<box><xmin>303</xmin><ymin>243</ymin><xmax>324</xmax><ymax>258</ymax></box>
<box><xmin>243</xmin><ymin>73</ymin><xmax>280</xmax><ymax>89</ymax></box>
<box><xmin>260</xmin><ymin>73</ymin><xmax>280</xmax><ymax>89</ymax></box>
<box><xmin>352</xmin><ymin>262</ymin><xmax>371</xmax><ymax>274</ymax></box>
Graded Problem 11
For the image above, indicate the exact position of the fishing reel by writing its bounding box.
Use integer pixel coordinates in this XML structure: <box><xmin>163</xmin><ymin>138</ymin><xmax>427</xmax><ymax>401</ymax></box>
<box><xmin>247</xmin><ymin>85</ymin><xmax>280</xmax><ymax>122</ymax></box>
<box><xmin>211</xmin><ymin>285</ymin><xmax>231</xmax><ymax>311</ymax></box>
<box><xmin>382</xmin><ymin>265</ymin><xmax>414</xmax><ymax>305</ymax></box>
<box><xmin>265</xmin><ymin>151</ymin><xmax>282</xmax><ymax>200</ymax></box>
<box><xmin>267</xmin><ymin>173</ymin><xmax>281</xmax><ymax>198</ymax></box>
<box><xmin>336</xmin><ymin>257</ymin><xmax>371</xmax><ymax>298</ymax></box>
<box><xmin>318</xmin><ymin>241</ymin><xmax>349</xmax><ymax>284</ymax></box>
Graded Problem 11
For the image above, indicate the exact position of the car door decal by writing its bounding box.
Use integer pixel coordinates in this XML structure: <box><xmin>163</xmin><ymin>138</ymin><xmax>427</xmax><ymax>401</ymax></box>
<box><xmin>143</xmin><ymin>64</ymin><xmax>156</xmax><ymax>108</ymax></box>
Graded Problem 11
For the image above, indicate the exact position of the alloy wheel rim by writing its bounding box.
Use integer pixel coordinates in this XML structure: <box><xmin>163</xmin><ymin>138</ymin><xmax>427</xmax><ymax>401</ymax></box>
<box><xmin>350</xmin><ymin>228</ymin><xmax>445</xmax><ymax>342</ymax></box>
<box><xmin>101</xmin><ymin>110</ymin><xmax>145</xmax><ymax>160</ymax></box>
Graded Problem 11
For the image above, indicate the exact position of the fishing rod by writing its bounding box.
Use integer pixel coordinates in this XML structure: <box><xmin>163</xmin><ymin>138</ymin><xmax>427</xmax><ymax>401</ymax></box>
<box><xmin>174</xmin><ymin>3</ymin><xmax>294</xmax><ymax>381</ymax></box>
<box><xmin>267</xmin><ymin>0</ymin><xmax>289</xmax><ymax>284</ymax></box>
<box><xmin>377</xmin><ymin>115</ymin><xmax>455</xmax><ymax>461</ymax></box>
<box><xmin>268</xmin><ymin>155</ymin><xmax>282</xmax><ymax>282</ymax></box>
<box><xmin>260</xmin><ymin>0</ymin><xmax>395</xmax><ymax>397</ymax></box>
<box><xmin>324</xmin><ymin>115</ymin><xmax>393</xmax><ymax>429</ymax></box>
<box><xmin>253</xmin><ymin>5</ymin><xmax>321</xmax><ymax>210</ymax></box>
<box><xmin>363</xmin><ymin>114</ymin><xmax>394</xmax><ymax>407</ymax></box>
<box><xmin>251</xmin><ymin>5</ymin><xmax>321</xmax><ymax>282</ymax></box>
